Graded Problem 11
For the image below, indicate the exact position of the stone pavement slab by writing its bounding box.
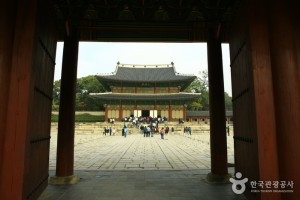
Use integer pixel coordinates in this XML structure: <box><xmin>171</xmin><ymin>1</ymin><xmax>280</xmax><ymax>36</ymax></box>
<box><xmin>42</xmin><ymin>128</ymin><xmax>242</xmax><ymax>200</ymax></box>
<box><xmin>49</xmin><ymin>132</ymin><xmax>234</xmax><ymax>171</ymax></box>
<box><xmin>39</xmin><ymin>170</ymin><xmax>247</xmax><ymax>200</ymax></box>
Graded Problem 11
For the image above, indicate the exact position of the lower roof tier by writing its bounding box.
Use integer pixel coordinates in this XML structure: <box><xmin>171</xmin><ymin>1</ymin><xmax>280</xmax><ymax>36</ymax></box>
<box><xmin>90</xmin><ymin>92</ymin><xmax>200</xmax><ymax>101</ymax></box>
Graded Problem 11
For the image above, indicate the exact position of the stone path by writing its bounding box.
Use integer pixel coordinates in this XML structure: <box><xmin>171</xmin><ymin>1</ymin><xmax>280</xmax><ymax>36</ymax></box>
<box><xmin>49</xmin><ymin>132</ymin><xmax>234</xmax><ymax>171</ymax></box>
<box><xmin>39</xmin><ymin>128</ymin><xmax>244</xmax><ymax>200</ymax></box>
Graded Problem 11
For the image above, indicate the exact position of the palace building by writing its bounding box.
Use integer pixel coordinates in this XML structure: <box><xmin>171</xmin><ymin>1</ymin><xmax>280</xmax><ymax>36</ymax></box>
<box><xmin>91</xmin><ymin>62</ymin><xmax>200</xmax><ymax>121</ymax></box>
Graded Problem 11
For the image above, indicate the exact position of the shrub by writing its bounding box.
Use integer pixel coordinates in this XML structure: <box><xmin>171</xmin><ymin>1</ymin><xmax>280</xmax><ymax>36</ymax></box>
<box><xmin>51</xmin><ymin>113</ymin><xmax>104</xmax><ymax>122</ymax></box>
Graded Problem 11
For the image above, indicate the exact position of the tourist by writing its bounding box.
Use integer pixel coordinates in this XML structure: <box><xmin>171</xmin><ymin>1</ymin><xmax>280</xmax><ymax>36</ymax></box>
<box><xmin>188</xmin><ymin>127</ymin><xmax>191</xmax><ymax>135</ymax></box>
<box><xmin>112</xmin><ymin>127</ymin><xmax>115</xmax><ymax>136</ymax></box>
<box><xmin>171</xmin><ymin>127</ymin><xmax>174</xmax><ymax>135</ymax></box>
<box><xmin>151</xmin><ymin>126</ymin><xmax>155</xmax><ymax>137</ymax></box>
<box><xmin>143</xmin><ymin>126</ymin><xmax>147</xmax><ymax>137</ymax></box>
<box><xmin>106</xmin><ymin>127</ymin><xmax>109</xmax><ymax>136</ymax></box>
<box><xmin>123</xmin><ymin>126</ymin><xmax>127</xmax><ymax>138</ymax></box>
<box><xmin>146</xmin><ymin>126</ymin><xmax>151</xmax><ymax>137</ymax></box>
<box><xmin>165</xmin><ymin>126</ymin><xmax>169</xmax><ymax>135</ymax></box>
<box><xmin>160</xmin><ymin>127</ymin><xmax>165</xmax><ymax>139</ymax></box>
<box><xmin>227</xmin><ymin>126</ymin><xmax>230</xmax><ymax>136</ymax></box>
<box><xmin>109</xmin><ymin>127</ymin><xmax>112</xmax><ymax>136</ymax></box>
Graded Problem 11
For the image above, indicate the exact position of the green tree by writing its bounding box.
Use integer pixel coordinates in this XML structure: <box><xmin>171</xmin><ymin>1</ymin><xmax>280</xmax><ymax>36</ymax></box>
<box><xmin>76</xmin><ymin>75</ymin><xmax>105</xmax><ymax>111</ymax></box>
<box><xmin>52</xmin><ymin>75</ymin><xmax>105</xmax><ymax>111</ymax></box>
<box><xmin>52</xmin><ymin>80</ymin><xmax>61</xmax><ymax>111</ymax></box>
<box><xmin>184</xmin><ymin>70</ymin><xmax>232</xmax><ymax>111</ymax></box>
<box><xmin>224</xmin><ymin>92</ymin><xmax>232</xmax><ymax>111</ymax></box>
<box><xmin>184</xmin><ymin>70</ymin><xmax>209</xmax><ymax>111</ymax></box>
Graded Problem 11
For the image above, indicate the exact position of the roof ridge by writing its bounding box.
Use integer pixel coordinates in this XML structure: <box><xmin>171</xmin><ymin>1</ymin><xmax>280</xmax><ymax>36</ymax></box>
<box><xmin>116</xmin><ymin>62</ymin><xmax>174</xmax><ymax>68</ymax></box>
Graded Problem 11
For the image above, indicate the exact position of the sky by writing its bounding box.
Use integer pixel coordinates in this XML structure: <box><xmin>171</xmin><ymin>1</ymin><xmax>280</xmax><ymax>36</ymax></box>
<box><xmin>54</xmin><ymin>42</ymin><xmax>232</xmax><ymax>96</ymax></box>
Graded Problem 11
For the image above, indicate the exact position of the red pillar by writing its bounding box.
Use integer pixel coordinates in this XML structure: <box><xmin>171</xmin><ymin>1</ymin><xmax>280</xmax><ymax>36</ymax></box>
<box><xmin>0</xmin><ymin>0</ymin><xmax>38</xmax><ymax>198</ymax></box>
<box><xmin>0</xmin><ymin>0</ymin><xmax>16</xmax><ymax>179</ymax></box>
<box><xmin>206</xmin><ymin>23</ymin><xmax>229</xmax><ymax>182</ymax></box>
<box><xmin>183</xmin><ymin>106</ymin><xmax>186</xmax><ymax>121</ymax></box>
<box><xmin>168</xmin><ymin>104</ymin><xmax>172</xmax><ymax>121</ymax></box>
<box><xmin>49</xmin><ymin>25</ymin><xmax>79</xmax><ymax>184</ymax></box>
<box><xmin>268</xmin><ymin>1</ymin><xmax>300</xmax><ymax>199</ymax></box>
<box><xmin>104</xmin><ymin>107</ymin><xmax>108</xmax><ymax>122</ymax></box>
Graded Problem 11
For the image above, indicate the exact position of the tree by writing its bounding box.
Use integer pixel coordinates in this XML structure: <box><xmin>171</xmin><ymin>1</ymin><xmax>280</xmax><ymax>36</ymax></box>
<box><xmin>224</xmin><ymin>92</ymin><xmax>232</xmax><ymax>111</ymax></box>
<box><xmin>184</xmin><ymin>70</ymin><xmax>209</xmax><ymax>111</ymax></box>
<box><xmin>75</xmin><ymin>75</ymin><xmax>105</xmax><ymax>111</ymax></box>
<box><xmin>184</xmin><ymin>70</ymin><xmax>232</xmax><ymax>111</ymax></box>
<box><xmin>52</xmin><ymin>75</ymin><xmax>105</xmax><ymax>111</ymax></box>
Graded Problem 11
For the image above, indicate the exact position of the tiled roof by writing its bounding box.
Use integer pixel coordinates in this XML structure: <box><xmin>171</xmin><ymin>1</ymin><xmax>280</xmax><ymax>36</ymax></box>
<box><xmin>97</xmin><ymin>66</ymin><xmax>195</xmax><ymax>82</ymax></box>
<box><xmin>96</xmin><ymin>64</ymin><xmax>196</xmax><ymax>91</ymax></box>
<box><xmin>90</xmin><ymin>92</ymin><xmax>200</xmax><ymax>101</ymax></box>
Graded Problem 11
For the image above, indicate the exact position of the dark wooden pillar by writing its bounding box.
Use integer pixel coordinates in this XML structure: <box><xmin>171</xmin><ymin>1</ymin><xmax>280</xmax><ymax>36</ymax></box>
<box><xmin>104</xmin><ymin>106</ymin><xmax>108</xmax><ymax>122</ymax></box>
<box><xmin>0</xmin><ymin>0</ymin><xmax>16</xmax><ymax>179</ymax></box>
<box><xmin>49</xmin><ymin>25</ymin><xmax>79</xmax><ymax>184</ymax></box>
<box><xmin>168</xmin><ymin>104</ymin><xmax>172</xmax><ymax>121</ymax></box>
<box><xmin>268</xmin><ymin>1</ymin><xmax>300</xmax><ymax>199</ymax></box>
<box><xmin>183</xmin><ymin>106</ymin><xmax>187</xmax><ymax>121</ymax></box>
<box><xmin>206</xmin><ymin>23</ymin><xmax>229</xmax><ymax>182</ymax></box>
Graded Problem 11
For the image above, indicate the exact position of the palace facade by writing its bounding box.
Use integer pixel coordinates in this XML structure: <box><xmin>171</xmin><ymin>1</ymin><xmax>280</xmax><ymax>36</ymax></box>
<box><xmin>91</xmin><ymin>62</ymin><xmax>200</xmax><ymax>121</ymax></box>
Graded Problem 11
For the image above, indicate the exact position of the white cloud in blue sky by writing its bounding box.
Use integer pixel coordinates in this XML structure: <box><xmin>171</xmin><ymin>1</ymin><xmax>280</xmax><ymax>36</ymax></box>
<box><xmin>55</xmin><ymin>42</ymin><xmax>232</xmax><ymax>96</ymax></box>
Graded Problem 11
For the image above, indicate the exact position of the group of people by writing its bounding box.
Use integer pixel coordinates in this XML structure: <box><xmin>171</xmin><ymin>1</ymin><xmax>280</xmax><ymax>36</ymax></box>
<box><xmin>139</xmin><ymin>125</ymin><xmax>176</xmax><ymax>139</ymax></box>
<box><xmin>104</xmin><ymin>124</ymin><xmax>194</xmax><ymax>139</ymax></box>
<box><xmin>103</xmin><ymin>126</ymin><xmax>115</xmax><ymax>136</ymax></box>
<box><xmin>123</xmin><ymin>116</ymin><xmax>168</xmax><ymax>125</ymax></box>
<box><xmin>183</xmin><ymin>126</ymin><xmax>192</xmax><ymax>135</ymax></box>
<box><xmin>108</xmin><ymin>118</ymin><xmax>115</xmax><ymax>124</ymax></box>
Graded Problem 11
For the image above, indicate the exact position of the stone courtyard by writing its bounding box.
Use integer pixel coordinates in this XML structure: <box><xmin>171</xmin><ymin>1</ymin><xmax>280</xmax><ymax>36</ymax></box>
<box><xmin>39</xmin><ymin>122</ymin><xmax>245</xmax><ymax>200</ymax></box>
<box><xmin>48</xmin><ymin>122</ymin><xmax>235</xmax><ymax>171</ymax></box>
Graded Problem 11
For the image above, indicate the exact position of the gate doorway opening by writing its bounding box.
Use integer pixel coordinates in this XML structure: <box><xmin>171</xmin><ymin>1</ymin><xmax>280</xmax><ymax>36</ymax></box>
<box><xmin>142</xmin><ymin>110</ymin><xmax>150</xmax><ymax>117</ymax></box>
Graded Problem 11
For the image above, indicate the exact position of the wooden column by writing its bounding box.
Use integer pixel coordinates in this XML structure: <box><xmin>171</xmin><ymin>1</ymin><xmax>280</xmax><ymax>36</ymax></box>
<box><xmin>119</xmin><ymin>102</ymin><xmax>123</xmax><ymax>121</ymax></box>
<box><xmin>104</xmin><ymin>106</ymin><xmax>108</xmax><ymax>122</ymax></box>
<box><xmin>183</xmin><ymin>106</ymin><xmax>187</xmax><ymax>121</ymax></box>
<box><xmin>50</xmin><ymin>25</ymin><xmax>79</xmax><ymax>184</ymax></box>
<box><xmin>168</xmin><ymin>103</ymin><xmax>172</xmax><ymax>121</ymax></box>
<box><xmin>206</xmin><ymin>23</ymin><xmax>229</xmax><ymax>182</ymax></box>
<box><xmin>0</xmin><ymin>1</ymin><xmax>37</xmax><ymax>200</ymax></box>
<box><xmin>0</xmin><ymin>0</ymin><xmax>16</xmax><ymax>180</ymax></box>
<box><xmin>268</xmin><ymin>1</ymin><xmax>300</xmax><ymax>199</ymax></box>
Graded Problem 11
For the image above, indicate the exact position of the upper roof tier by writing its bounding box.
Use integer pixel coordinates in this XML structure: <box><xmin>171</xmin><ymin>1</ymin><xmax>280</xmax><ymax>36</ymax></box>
<box><xmin>96</xmin><ymin>62</ymin><xmax>197</xmax><ymax>91</ymax></box>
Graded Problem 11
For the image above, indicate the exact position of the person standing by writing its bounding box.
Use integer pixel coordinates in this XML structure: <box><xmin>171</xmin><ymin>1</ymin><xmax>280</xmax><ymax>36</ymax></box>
<box><xmin>165</xmin><ymin>126</ymin><xmax>169</xmax><ymax>135</ymax></box>
<box><xmin>160</xmin><ymin>127</ymin><xmax>165</xmax><ymax>139</ymax></box>
<box><xmin>188</xmin><ymin>127</ymin><xmax>192</xmax><ymax>135</ymax></box>
<box><xmin>109</xmin><ymin>127</ymin><xmax>112</xmax><ymax>136</ymax></box>
<box><xmin>171</xmin><ymin>127</ymin><xmax>174</xmax><ymax>135</ymax></box>
<box><xmin>123</xmin><ymin>126</ymin><xmax>127</xmax><ymax>138</ymax></box>
<box><xmin>103</xmin><ymin>127</ymin><xmax>106</xmax><ymax>136</ymax></box>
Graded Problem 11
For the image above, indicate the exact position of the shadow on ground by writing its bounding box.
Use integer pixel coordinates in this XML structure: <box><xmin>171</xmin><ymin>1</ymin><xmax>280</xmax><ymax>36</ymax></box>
<box><xmin>39</xmin><ymin>170</ymin><xmax>247</xmax><ymax>200</ymax></box>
